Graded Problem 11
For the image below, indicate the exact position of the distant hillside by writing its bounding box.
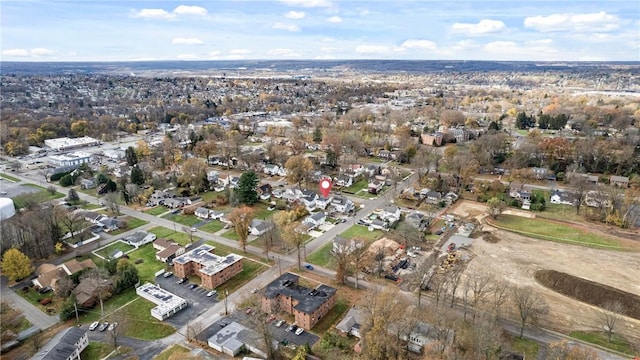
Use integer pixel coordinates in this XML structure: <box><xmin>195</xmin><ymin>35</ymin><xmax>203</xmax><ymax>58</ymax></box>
<box><xmin>2</xmin><ymin>60</ymin><xmax>639</xmax><ymax>76</ymax></box>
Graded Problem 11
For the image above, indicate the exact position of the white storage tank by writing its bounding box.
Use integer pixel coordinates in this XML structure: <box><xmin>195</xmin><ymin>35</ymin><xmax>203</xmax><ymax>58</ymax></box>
<box><xmin>0</xmin><ymin>197</ymin><xmax>16</xmax><ymax>220</ymax></box>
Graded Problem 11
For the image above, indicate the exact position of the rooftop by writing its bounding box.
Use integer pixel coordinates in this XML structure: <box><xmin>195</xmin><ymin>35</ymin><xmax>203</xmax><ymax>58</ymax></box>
<box><xmin>32</xmin><ymin>327</ymin><xmax>86</xmax><ymax>360</ymax></box>
<box><xmin>264</xmin><ymin>273</ymin><xmax>337</xmax><ymax>315</ymax></box>
<box><xmin>136</xmin><ymin>283</ymin><xmax>187</xmax><ymax>318</ymax></box>
<box><xmin>173</xmin><ymin>244</ymin><xmax>243</xmax><ymax>276</ymax></box>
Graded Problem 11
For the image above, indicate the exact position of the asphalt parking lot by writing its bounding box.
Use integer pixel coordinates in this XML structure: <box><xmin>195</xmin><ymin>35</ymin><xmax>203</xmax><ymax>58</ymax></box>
<box><xmin>0</xmin><ymin>179</ymin><xmax>40</xmax><ymax>198</ymax></box>
<box><xmin>153</xmin><ymin>273</ymin><xmax>219</xmax><ymax>328</ymax></box>
<box><xmin>197</xmin><ymin>312</ymin><xmax>320</xmax><ymax>349</ymax></box>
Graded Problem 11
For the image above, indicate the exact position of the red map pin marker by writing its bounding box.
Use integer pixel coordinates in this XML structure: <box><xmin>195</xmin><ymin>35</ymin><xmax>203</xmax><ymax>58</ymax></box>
<box><xmin>319</xmin><ymin>178</ymin><xmax>332</xmax><ymax>198</ymax></box>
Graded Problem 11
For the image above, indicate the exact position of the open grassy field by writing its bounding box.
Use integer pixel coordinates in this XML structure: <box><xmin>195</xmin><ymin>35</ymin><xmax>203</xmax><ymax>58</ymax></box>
<box><xmin>144</xmin><ymin>206</ymin><xmax>169</xmax><ymax>216</ymax></box>
<box><xmin>538</xmin><ymin>203</ymin><xmax>585</xmax><ymax>222</ymax></box>
<box><xmin>307</xmin><ymin>226</ymin><xmax>383</xmax><ymax>269</ymax></box>
<box><xmin>306</xmin><ymin>242</ymin><xmax>335</xmax><ymax>268</ymax></box>
<box><xmin>569</xmin><ymin>331</ymin><xmax>635</xmax><ymax>355</ymax></box>
<box><xmin>127</xmin><ymin>244</ymin><xmax>166</xmax><ymax>282</ymax></box>
<box><xmin>161</xmin><ymin>213</ymin><xmax>200</xmax><ymax>226</ymax></box>
<box><xmin>109</xmin><ymin>216</ymin><xmax>148</xmax><ymax>236</ymax></box>
<box><xmin>221</xmin><ymin>229</ymin><xmax>240</xmax><ymax>240</ymax></box>
<box><xmin>81</xmin><ymin>203</ymin><xmax>102</xmax><ymax>210</ymax></box>
<box><xmin>82</xmin><ymin>342</ymin><xmax>112</xmax><ymax>360</ymax></box>
<box><xmin>153</xmin><ymin>344</ymin><xmax>190</xmax><ymax>360</ymax></box>
<box><xmin>115</xmin><ymin>298</ymin><xmax>176</xmax><ymax>340</ymax></box>
<box><xmin>340</xmin><ymin>225</ymin><xmax>384</xmax><ymax>243</ymax></box>
<box><xmin>12</xmin><ymin>185</ymin><xmax>65</xmax><ymax>209</ymax></box>
<box><xmin>488</xmin><ymin>214</ymin><xmax>630</xmax><ymax>250</ymax></box>
<box><xmin>95</xmin><ymin>241</ymin><xmax>136</xmax><ymax>259</ymax></box>
<box><xmin>148</xmin><ymin>226</ymin><xmax>190</xmax><ymax>245</ymax></box>
<box><xmin>199</xmin><ymin>220</ymin><xmax>224</xmax><ymax>233</ymax></box>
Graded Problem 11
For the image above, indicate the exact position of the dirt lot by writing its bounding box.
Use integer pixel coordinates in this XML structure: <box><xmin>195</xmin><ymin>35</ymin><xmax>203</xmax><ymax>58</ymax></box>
<box><xmin>448</xmin><ymin>201</ymin><xmax>640</xmax><ymax>345</ymax></box>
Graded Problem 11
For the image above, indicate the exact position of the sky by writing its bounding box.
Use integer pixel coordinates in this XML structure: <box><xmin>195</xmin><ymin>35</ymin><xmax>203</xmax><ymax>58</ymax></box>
<box><xmin>1</xmin><ymin>0</ymin><xmax>639</xmax><ymax>62</ymax></box>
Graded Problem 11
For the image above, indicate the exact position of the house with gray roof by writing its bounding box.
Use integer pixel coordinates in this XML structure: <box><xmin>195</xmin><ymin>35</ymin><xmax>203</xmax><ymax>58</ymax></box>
<box><xmin>32</xmin><ymin>327</ymin><xmax>88</xmax><ymax>360</ymax></box>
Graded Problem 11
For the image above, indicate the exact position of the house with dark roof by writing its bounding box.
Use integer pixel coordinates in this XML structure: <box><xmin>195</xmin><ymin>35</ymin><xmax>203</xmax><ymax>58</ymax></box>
<box><xmin>73</xmin><ymin>278</ymin><xmax>113</xmax><ymax>308</ymax></box>
<box><xmin>261</xmin><ymin>272</ymin><xmax>336</xmax><ymax>330</ymax></box>
<box><xmin>32</xmin><ymin>327</ymin><xmax>88</xmax><ymax>360</ymax></box>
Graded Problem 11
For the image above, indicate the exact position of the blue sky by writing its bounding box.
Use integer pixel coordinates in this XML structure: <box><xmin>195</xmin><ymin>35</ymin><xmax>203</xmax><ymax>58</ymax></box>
<box><xmin>1</xmin><ymin>0</ymin><xmax>638</xmax><ymax>61</ymax></box>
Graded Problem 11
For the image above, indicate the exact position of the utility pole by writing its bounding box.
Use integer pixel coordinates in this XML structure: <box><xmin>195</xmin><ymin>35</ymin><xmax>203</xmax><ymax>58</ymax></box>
<box><xmin>277</xmin><ymin>257</ymin><xmax>281</xmax><ymax>275</ymax></box>
<box><xmin>74</xmin><ymin>301</ymin><xmax>79</xmax><ymax>324</ymax></box>
<box><xmin>224</xmin><ymin>289</ymin><xmax>229</xmax><ymax>316</ymax></box>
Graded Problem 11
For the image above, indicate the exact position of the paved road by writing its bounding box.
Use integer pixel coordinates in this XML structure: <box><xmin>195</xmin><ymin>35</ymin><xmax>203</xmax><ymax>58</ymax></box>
<box><xmin>0</xmin><ymin>277</ymin><xmax>59</xmax><ymax>331</ymax></box>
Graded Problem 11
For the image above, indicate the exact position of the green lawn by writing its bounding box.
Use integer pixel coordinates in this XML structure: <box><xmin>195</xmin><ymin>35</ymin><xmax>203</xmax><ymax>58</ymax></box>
<box><xmin>340</xmin><ymin>225</ymin><xmax>384</xmax><ymax>244</ymax></box>
<box><xmin>214</xmin><ymin>260</ymin><xmax>268</xmax><ymax>295</ymax></box>
<box><xmin>306</xmin><ymin>242</ymin><xmax>336</xmax><ymax>268</ymax></box>
<box><xmin>12</xmin><ymin>186</ymin><xmax>65</xmax><ymax>209</ymax></box>
<box><xmin>221</xmin><ymin>229</ymin><xmax>240</xmax><ymax>241</ymax></box>
<box><xmin>148</xmin><ymin>226</ymin><xmax>190</xmax><ymax>245</ymax></box>
<box><xmin>109</xmin><ymin>216</ymin><xmax>149</xmax><ymax>236</ymax></box>
<box><xmin>161</xmin><ymin>213</ymin><xmax>200</xmax><ymax>226</ymax></box>
<box><xmin>95</xmin><ymin>241</ymin><xmax>136</xmax><ymax>259</ymax></box>
<box><xmin>489</xmin><ymin>215</ymin><xmax>630</xmax><ymax>250</ymax></box>
<box><xmin>153</xmin><ymin>344</ymin><xmax>190</xmax><ymax>360</ymax></box>
<box><xmin>127</xmin><ymin>245</ymin><xmax>166</xmax><ymax>282</ymax></box>
<box><xmin>16</xmin><ymin>287</ymin><xmax>55</xmax><ymax>311</ymax></box>
<box><xmin>81</xmin><ymin>342</ymin><xmax>113</xmax><ymax>360</ymax></box>
<box><xmin>144</xmin><ymin>206</ymin><xmax>169</xmax><ymax>216</ymax></box>
<box><xmin>81</xmin><ymin>203</ymin><xmax>102</xmax><ymax>210</ymax></box>
<box><xmin>343</xmin><ymin>179</ymin><xmax>368</xmax><ymax>194</ymax></box>
<box><xmin>0</xmin><ymin>173</ymin><xmax>20</xmax><ymax>182</ymax></box>
<box><xmin>199</xmin><ymin>220</ymin><xmax>224</xmax><ymax>233</ymax></box>
<box><xmin>511</xmin><ymin>337</ymin><xmax>539</xmax><ymax>359</ymax></box>
<box><xmin>569</xmin><ymin>331</ymin><xmax>635</xmax><ymax>355</ymax></box>
<box><xmin>312</xmin><ymin>298</ymin><xmax>350</xmax><ymax>334</ymax></box>
<box><xmin>538</xmin><ymin>203</ymin><xmax>584</xmax><ymax>222</ymax></box>
<box><xmin>79</xmin><ymin>288</ymin><xmax>140</xmax><ymax>323</ymax></box>
<box><xmin>115</xmin><ymin>298</ymin><xmax>176</xmax><ymax>340</ymax></box>
<box><xmin>252</xmin><ymin>202</ymin><xmax>272</xmax><ymax>220</ymax></box>
<box><xmin>206</xmin><ymin>240</ymin><xmax>269</xmax><ymax>263</ymax></box>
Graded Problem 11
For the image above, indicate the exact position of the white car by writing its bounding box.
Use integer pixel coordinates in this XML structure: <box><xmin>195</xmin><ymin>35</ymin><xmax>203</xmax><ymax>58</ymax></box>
<box><xmin>206</xmin><ymin>290</ymin><xmax>218</xmax><ymax>297</ymax></box>
<box><xmin>295</xmin><ymin>327</ymin><xmax>304</xmax><ymax>336</ymax></box>
<box><xmin>89</xmin><ymin>321</ymin><xmax>100</xmax><ymax>331</ymax></box>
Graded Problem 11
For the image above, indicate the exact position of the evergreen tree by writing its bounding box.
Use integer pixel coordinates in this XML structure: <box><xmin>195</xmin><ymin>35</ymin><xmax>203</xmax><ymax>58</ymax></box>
<box><xmin>67</xmin><ymin>188</ymin><xmax>80</xmax><ymax>203</ymax></box>
<box><xmin>312</xmin><ymin>127</ymin><xmax>323</xmax><ymax>143</ymax></box>
<box><xmin>130</xmin><ymin>165</ymin><xmax>144</xmax><ymax>185</ymax></box>
<box><xmin>124</xmin><ymin>146</ymin><xmax>138</xmax><ymax>166</ymax></box>
<box><xmin>236</xmin><ymin>170</ymin><xmax>259</xmax><ymax>205</ymax></box>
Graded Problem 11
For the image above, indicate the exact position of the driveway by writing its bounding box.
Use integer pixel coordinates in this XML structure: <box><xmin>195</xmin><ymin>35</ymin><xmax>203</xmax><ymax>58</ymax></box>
<box><xmin>1</xmin><ymin>277</ymin><xmax>59</xmax><ymax>330</ymax></box>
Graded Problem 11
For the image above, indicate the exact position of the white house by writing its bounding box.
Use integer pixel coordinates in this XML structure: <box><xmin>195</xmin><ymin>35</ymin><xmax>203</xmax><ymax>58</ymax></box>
<box><xmin>331</xmin><ymin>196</ymin><xmax>354</xmax><ymax>214</ymax></box>
<box><xmin>124</xmin><ymin>231</ymin><xmax>157</xmax><ymax>247</ymax></box>
<box><xmin>249</xmin><ymin>219</ymin><xmax>273</xmax><ymax>236</ymax></box>
<box><xmin>549</xmin><ymin>190</ymin><xmax>578</xmax><ymax>206</ymax></box>
<box><xmin>380</xmin><ymin>205</ymin><xmax>401</xmax><ymax>222</ymax></box>
<box><xmin>32</xmin><ymin>327</ymin><xmax>89</xmax><ymax>360</ymax></box>
<box><xmin>315</xmin><ymin>196</ymin><xmax>332</xmax><ymax>210</ymax></box>
<box><xmin>195</xmin><ymin>207</ymin><xmax>211</xmax><ymax>219</ymax></box>
<box><xmin>263</xmin><ymin>164</ymin><xmax>280</xmax><ymax>176</ymax></box>
<box><xmin>335</xmin><ymin>174</ymin><xmax>354</xmax><ymax>187</ymax></box>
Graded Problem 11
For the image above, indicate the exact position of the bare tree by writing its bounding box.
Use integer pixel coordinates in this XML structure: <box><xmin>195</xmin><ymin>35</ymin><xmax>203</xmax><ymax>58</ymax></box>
<box><xmin>545</xmin><ymin>340</ymin><xmax>600</xmax><ymax>360</ymax></box>
<box><xmin>59</xmin><ymin>211</ymin><xmax>87</xmax><ymax>242</ymax></box>
<box><xmin>331</xmin><ymin>241</ymin><xmax>352</xmax><ymax>285</ymax></box>
<box><xmin>448</xmin><ymin>268</ymin><xmax>464</xmax><ymax>309</ymax></box>
<box><xmin>600</xmin><ymin>301</ymin><xmax>625</xmax><ymax>343</ymax></box>
<box><xmin>186</xmin><ymin>320</ymin><xmax>203</xmax><ymax>343</ymax></box>
<box><xmin>104</xmin><ymin>192</ymin><xmax>120</xmax><ymax>215</ymax></box>
<box><xmin>351</xmin><ymin>238</ymin><xmax>366</xmax><ymax>290</ymax></box>
<box><xmin>511</xmin><ymin>287</ymin><xmax>548</xmax><ymax>338</ymax></box>
<box><xmin>490</xmin><ymin>281</ymin><xmax>510</xmax><ymax>322</ymax></box>
<box><xmin>108</xmin><ymin>315</ymin><xmax>129</xmax><ymax>354</ymax></box>
<box><xmin>467</xmin><ymin>274</ymin><xmax>493</xmax><ymax>322</ymax></box>
<box><xmin>259</xmin><ymin>221</ymin><xmax>278</xmax><ymax>259</ymax></box>
<box><xmin>182</xmin><ymin>226</ymin><xmax>196</xmax><ymax>245</ymax></box>
<box><xmin>568</xmin><ymin>174</ymin><xmax>591</xmax><ymax>215</ymax></box>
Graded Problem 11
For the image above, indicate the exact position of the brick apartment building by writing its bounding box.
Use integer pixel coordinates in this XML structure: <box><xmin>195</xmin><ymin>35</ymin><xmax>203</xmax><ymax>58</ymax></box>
<box><xmin>173</xmin><ymin>244</ymin><xmax>243</xmax><ymax>290</ymax></box>
<box><xmin>261</xmin><ymin>272</ymin><xmax>337</xmax><ymax>330</ymax></box>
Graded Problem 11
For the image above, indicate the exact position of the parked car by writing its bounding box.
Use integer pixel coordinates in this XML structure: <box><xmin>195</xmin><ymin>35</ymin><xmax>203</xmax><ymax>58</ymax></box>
<box><xmin>108</xmin><ymin>322</ymin><xmax>118</xmax><ymax>331</ymax></box>
<box><xmin>304</xmin><ymin>264</ymin><xmax>314</xmax><ymax>270</ymax></box>
<box><xmin>206</xmin><ymin>290</ymin><xmax>218</xmax><ymax>297</ymax></box>
<box><xmin>275</xmin><ymin>319</ymin><xmax>285</xmax><ymax>327</ymax></box>
<box><xmin>89</xmin><ymin>321</ymin><xmax>100</xmax><ymax>331</ymax></box>
<box><xmin>177</xmin><ymin>278</ymin><xmax>187</xmax><ymax>284</ymax></box>
<box><xmin>189</xmin><ymin>283</ymin><xmax>198</xmax><ymax>290</ymax></box>
<box><xmin>267</xmin><ymin>205</ymin><xmax>276</xmax><ymax>211</ymax></box>
<box><xmin>336</xmin><ymin>218</ymin><xmax>347</xmax><ymax>224</ymax></box>
<box><xmin>163</xmin><ymin>271</ymin><xmax>173</xmax><ymax>278</ymax></box>
<box><xmin>287</xmin><ymin>324</ymin><xmax>298</xmax><ymax>333</ymax></box>
<box><xmin>295</xmin><ymin>327</ymin><xmax>304</xmax><ymax>336</ymax></box>
<box><xmin>99</xmin><ymin>322</ymin><xmax>109</xmax><ymax>332</ymax></box>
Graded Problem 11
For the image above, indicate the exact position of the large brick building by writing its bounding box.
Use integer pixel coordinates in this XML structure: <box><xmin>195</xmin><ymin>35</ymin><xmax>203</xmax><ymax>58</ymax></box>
<box><xmin>261</xmin><ymin>273</ymin><xmax>336</xmax><ymax>330</ymax></box>
<box><xmin>173</xmin><ymin>244</ymin><xmax>243</xmax><ymax>290</ymax></box>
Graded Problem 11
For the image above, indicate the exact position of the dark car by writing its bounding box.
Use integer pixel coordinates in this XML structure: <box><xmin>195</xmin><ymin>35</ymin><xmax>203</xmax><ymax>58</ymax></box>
<box><xmin>98</xmin><ymin>322</ymin><xmax>109</xmax><ymax>332</ymax></box>
<box><xmin>189</xmin><ymin>284</ymin><xmax>198</xmax><ymax>290</ymax></box>
<box><xmin>177</xmin><ymin>278</ymin><xmax>187</xmax><ymax>284</ymax></box>
<box><xmin>304</xmin><ymin>264</ymin><xmax>314</xmax><ymax>270</ymax></box>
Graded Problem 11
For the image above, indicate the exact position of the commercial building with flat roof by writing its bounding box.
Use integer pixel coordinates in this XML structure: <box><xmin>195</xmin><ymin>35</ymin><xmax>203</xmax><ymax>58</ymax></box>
<box><xmin>48</xmin><ymin>152</ymin><xmax>93</xmax><ymax>167</ymax></box>
<box><xmin>44</xmin><ymin>136</ymin><xmax>100</xmax><ymax>151</ymax></box>
<box><xmin>261</xmin><ymin>272</ymin><xmax>336</xmax><ymax>330</ymax></box>
<box><xmin>136</xmin><ymin>283</ymin><xmax>187</xmax><ymax>321</ymax></box>
<box><xmin>173</xmin><ymin>244</ymin><xmax>243</xmax><ymax>290</ymax></box>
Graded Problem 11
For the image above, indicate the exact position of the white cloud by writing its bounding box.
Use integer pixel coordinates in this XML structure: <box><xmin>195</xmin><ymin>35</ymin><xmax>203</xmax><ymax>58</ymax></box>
<box><xmin>321</xmin><ymin>46</ymin><xmax>342</xmax><ymax>53</ymax></box>
<box><xmin>451</xmin><ymin>40</ymin><xmax>479</xmax><ymax>51</ymax></box>
<box><xmin>30</xmin><ymin>48</ymin><xmax>56</xmax><ymax>56</ymax></box>
<box><xmin>272</xmin><ymin>22</ymin><xmax>301</xmax><ymax>32</ymax></box>
<box><xmin>132</xmin><ymin>5</ymin><xmax>207</xmax><ymax>19</ymax></box>
<box><xmin>177</xmin><ymin>54</ymin><xmax>198</xmax><ymax>60</ymax></box>
<box><xmin>285</xmin><ymin>11</ymin><xmax>305</xmax><ymax>19</ymax></box>
<box><xmin>355</xmin><ymin>45</ymin><xmax>392</xmax><ymax>54</ymax></box>
<box><xmin>229</xmin><ymin>49</ymin><xmax>251</xmax><ymax>55</ymax></box>
<box><xmin>524</xmin><ymin>11</ymin><xmax>620</xmax><ymax>32</ymax></box>
<box><xmin>483</xmin><ymin>40</ymin><xmax>559</xmax><ymax>60</ymax></box>
<box><xmin>2</xmin><ymin>48</ymin><xmax>29</xmax><ymax>57</ymax></box>
<box><xmin>452</xmin><ymin>19</ymin><xmax>506</xmax><ymax>35</ymax></box>
<box><xmin>315</xmin><ymin>55</ymin><xmax>336</xmax><ymax>59</ymax></box>
<box><xmin>132</xmin><ymin>8</ymin><xmax>174</xmax><ymax>19</ymax></box>
<box><xmin>401</xmin><ymin>39</ymin><xmax>437</xmax><ymax>50</ymax></box>
<box><xmin>2</xmin><ymin>48</ymin><xmax>56</xmax><ymax>57</ymax></box>
<box><xmin>172</xmin><ymin>5</ymin><xmax>207</xmax><ymax>16</ymax></box>
<box><xmin>266</xmin><ymin>48</ymin><xmax>302</xmax><ymax>57</ymax></box>
<box><xmin>172</xmin><ymin>38</ymin><xmax>203</xmax><ymax>45</ymax></box>
<box><xmin>279</xmin><ymin>0</ymin><xmax>332</xmax><ymax>7</ymax></box>
<box><xmin>326</xmin><ymin>16</ymin><xmax>342</xmax><ymax>23</ymax></box>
